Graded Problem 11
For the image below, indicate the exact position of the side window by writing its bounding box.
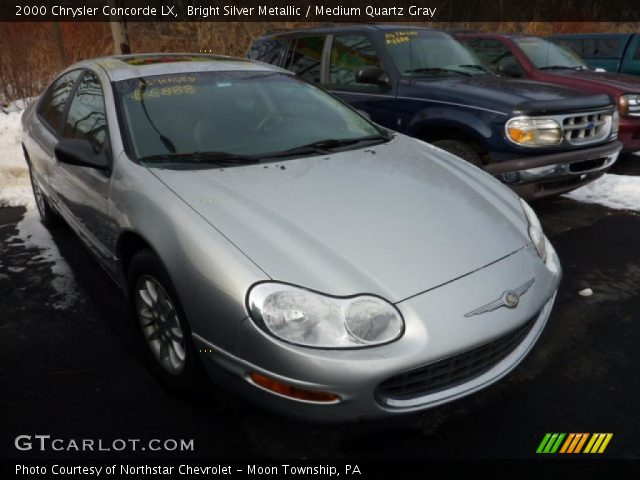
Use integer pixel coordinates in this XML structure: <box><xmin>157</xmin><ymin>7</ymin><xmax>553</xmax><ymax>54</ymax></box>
<box><xmin>38</xmin><ymin>70</ymin><xmax>82</xmax><ymax>133</ymax></box>
<box><xmin>583</xmin><ymin>38</ymin><xmax>621</xmax><ymax>57</ymax></box>
<box><xmin>329</xmin><ymin>34</ymin><xmax>382</xmax><ymax>88</ymax></box>
<box><xmin>63</xmin><ymin>71</ymin><xmax>107</xmax><ymax>152</ymax></box>
<box><xmin>247</xmin><ymin>37</ymin><xmax>289</xmax><ymax>66</ymax></box>
<box><xmin>466</xmin><ymin>38</ymin><xmax>513</xmax><ymax>68</ymax></box>
<box><xmin>633</xmin><ymin>43</ymin><xmax>640</xmax><ymax>60</ymax></box>
<box><xmin>288</xmin><ymin>36</ymin><xmax>325</xmax><ymax>83</ymax></box>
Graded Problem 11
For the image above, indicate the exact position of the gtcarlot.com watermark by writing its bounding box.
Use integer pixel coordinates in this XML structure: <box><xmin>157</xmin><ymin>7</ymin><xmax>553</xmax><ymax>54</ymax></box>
<box><xmin>14</xmin><ymin>435</ymin><xmax>194</xmax><ymax>452</ymax></box>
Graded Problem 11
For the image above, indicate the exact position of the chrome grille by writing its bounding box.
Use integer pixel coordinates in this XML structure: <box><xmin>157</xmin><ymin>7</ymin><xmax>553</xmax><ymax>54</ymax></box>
<box><xmin>562</xmin><ymin>111</ymin><xmax>611</xmax><ymax>145</ymax></box>
<box><xmin>376</xmin><ymin>317</ymin><xmax>536</xmax><ymax>403</ymax></box>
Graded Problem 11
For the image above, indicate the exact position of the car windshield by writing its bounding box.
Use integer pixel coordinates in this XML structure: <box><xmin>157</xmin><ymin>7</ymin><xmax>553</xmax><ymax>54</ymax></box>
<box><xmin>383</xmin><ymin>30</ymin><xmax>491</xmax><ymax>77</ymax></box>
<box><xmin>514</xmin><ymin>37</ymin><xmax>588</xmax><ymax>70</ymax></box>
<box><xmin>114</xmin><ymin>71</ymin><xmax>385</xmax><ymax>165</ymax></box>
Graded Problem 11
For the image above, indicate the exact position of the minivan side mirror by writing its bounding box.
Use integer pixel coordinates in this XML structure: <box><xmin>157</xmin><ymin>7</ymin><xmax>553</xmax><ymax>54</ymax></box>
<box><xmin>54</xmin><ymin>138</ymin><xmax>109</xmax><ymax>171</ymax></box>
<box><xmin>496</xmin><ymin>56</ymin><xmax>523</xmax><ymax>78</ymax></box>
<box><xmin>355</xmin><ymin>66</ymin><xmax>390</xmax><ymax>88</ymax></box>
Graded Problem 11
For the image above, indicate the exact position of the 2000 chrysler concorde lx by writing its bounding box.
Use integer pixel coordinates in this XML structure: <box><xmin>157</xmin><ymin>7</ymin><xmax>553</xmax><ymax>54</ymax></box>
<box><xmin>21</xmin><ymin>54</ymin><xmax>561</xmax><ymax>421</ymax></box>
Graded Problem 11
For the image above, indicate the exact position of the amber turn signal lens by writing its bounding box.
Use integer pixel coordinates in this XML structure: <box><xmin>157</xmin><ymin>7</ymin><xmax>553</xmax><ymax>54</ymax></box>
<box><xmin>507</xmin><ymin>128</ymin><xmax>534</xmax><ymax>144</ymax></box>
<box><xmin>249</xmin><ymin>372</ymin><xmax>339</xmax><ymax>403</ymax></box>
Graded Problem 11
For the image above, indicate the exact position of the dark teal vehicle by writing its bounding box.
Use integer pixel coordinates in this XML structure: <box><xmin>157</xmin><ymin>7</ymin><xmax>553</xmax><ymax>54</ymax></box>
<box><xmin>550</xmin><ymin>33</ymin><xmax>640</xmax><ymax>76</ymax></box>
<box><xmin>249</xmin><ymin>25</ymin><xmax>622</xmax><ymax>199</ymax></box>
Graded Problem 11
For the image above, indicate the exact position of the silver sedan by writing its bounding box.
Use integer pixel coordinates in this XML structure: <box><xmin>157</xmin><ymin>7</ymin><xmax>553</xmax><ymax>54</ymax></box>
<box><xmin>21</xmin><ymin>54</ymin><xmax>561</xmax><ymax>421</ymax></box>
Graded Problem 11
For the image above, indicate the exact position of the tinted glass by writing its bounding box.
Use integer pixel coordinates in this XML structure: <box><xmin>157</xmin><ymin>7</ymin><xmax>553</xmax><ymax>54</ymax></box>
<box><xmin>247</xmin><ymin>37</ymin><xmax>289</xmax><ymax>65</ymax></box>
<box><xmin>289</xmin><ymin>36</ymin><xmax>325</xmax><ymax>83</ymax></box>
<box><xmin>384</xmin><ymin>30</ymin><xmax>489</xmax><ymax>77</ymax></box>
<box><xmin>583</xmin><ymin>38</ymin><xmax>621</xmax><ymax>57</ymax></box>
<box><xmin>115</xmin><ymin>71</ymin><xmax>381</xmax><ymax>162</ymax></box>
<box><xmin>464</xmin><ymin>38</ymin><xmax>513</xmax><ymax>69</ymax></box>
<box><xmin>39</xmin><ymin>70</ymin><xmax>82</xmax><ymax>132</ymax></box>
<box><xmin>329</xmin><ymin>35</ymin><xmax>382</xmax><ymax>87</ymax></box>
<box><xmin>515</xmin><ymin>37</ymin><xmax>587</xmax><ymax>69</ymax></box>
<box><xmin>554</xmin><ymin>39</ymin><xmax>584</xmax><ymax>56</ymax></box>
<box><xmin>63</xmin><ymin>71</ymin><xmax>107</xmax><ymax>150</ymax></box>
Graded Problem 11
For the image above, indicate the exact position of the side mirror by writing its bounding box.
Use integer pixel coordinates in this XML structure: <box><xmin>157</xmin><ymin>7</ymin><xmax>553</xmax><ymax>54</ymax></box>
<box><xmin>54</xmin><ymin>138</ymin><xmax>109</xmax><ymax>171</ymax></box>
<box><xmin>496</xmin><ymin>57</ymin><xmax>523</xmax><ymax>78</ymax></box>
<box><xmin>355</xmin><ymin>66</ymin><xmax>390</xmax><ymax>88</ymax></box>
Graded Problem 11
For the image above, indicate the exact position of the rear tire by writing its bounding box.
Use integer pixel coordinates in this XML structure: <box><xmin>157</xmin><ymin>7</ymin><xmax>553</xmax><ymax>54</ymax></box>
<box><xmin>432</xmin><ymin>139</ymin><xmax>484</xmax><ymax>168</ymax></box>
<box><xmin>28</xmin><ymin>165</ymin><xmax>59</xmax><ymax>226</ymax></box>
<box><xmin>128</xmin><ymin>249</ymin><xmax>204</xmax><ymax>393</ymax></box>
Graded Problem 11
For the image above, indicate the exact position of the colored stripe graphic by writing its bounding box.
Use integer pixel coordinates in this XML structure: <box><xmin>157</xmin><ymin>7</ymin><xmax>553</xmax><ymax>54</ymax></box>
<box><xmin>537</xmin><ymin>433</ymin><xmax>613</xmax><ymax>454</ymax></box>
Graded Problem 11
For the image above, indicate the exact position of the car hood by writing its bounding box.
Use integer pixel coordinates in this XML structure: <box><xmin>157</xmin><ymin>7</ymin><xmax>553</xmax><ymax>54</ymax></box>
<box><xmin>542</xmin><ymin>69</ymin><xmax>640</xmax><ymax>95</ymax></box>
<box><xmin>151</xmin><ymin>136</ymin><xmax>530</xmax><ymax>303</ymax></box>
<box><xmin>411</xmin><ymin>75</ymin><xmax>612</xmax><ymax>115</ymax></box>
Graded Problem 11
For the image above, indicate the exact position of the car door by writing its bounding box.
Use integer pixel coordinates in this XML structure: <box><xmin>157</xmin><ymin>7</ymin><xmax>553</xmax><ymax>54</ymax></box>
<box><xmin>323</xmin><ymin>33</ymin><xmax>398</xmax><ymax>128</ymax></box>
<box><xmin>54</xmin><ymin>69</ymin><xmax>113</xmax><ymax>266</ymax></box>
<box><xmin>25</xmin><ymin>70</ymin><xmax>83</xmax><ymax>199</ymax></box>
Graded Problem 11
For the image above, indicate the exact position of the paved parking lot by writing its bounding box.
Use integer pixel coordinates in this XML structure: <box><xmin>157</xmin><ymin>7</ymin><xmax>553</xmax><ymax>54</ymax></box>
<box><xmin>1</xmin><ymin>162</ymin><xmax>639</xmax><ymax>460</ymax></box>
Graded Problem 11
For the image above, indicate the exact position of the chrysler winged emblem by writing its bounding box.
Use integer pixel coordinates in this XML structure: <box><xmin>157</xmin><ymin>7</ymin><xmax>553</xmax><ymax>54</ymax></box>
<box><xmin>465</xmin><ymin>278</ymin><xmax>535</xmax><ymax>318</ymax></box>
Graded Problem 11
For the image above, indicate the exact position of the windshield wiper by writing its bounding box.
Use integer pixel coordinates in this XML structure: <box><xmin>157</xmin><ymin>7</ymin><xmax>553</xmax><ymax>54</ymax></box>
<box><xmin>140</xmin><ymin>151</ymin><xmax>261</xmax><ymax>166</ymax></box>
<box><xmin>260</xmin><ymin>134</ymin><xmax>392</xmax><ymax>159</ymax></box>
<box><xmin>539</xmin><ymin>65</ymin><xmax>584</xmax><ymax>71</ymax></box>
<box><xmin>457</xmin><ymin>64</ymin><xmax>492</xmax><ymax>73</ymax></box>
<box><xmin>404</xmin><ymin>67</ymin><xmax>472</xmax><ymax>76</ymax></box>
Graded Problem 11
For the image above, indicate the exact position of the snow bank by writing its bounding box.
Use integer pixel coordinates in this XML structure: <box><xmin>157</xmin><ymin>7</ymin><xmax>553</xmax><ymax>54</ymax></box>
<box><xmin>0</xmin><ymin>110</ymin><xmax>32</xmax><ymax>207</ymax></box>
<box><xmin>1</xmin><ymin>107</ymin><xmax>77</xmax><ymax>309</ymax></box>
<box><xmin>565</xmin><ymin>174</ymin><xmax>640</xmax><ymax>212</ymax></box>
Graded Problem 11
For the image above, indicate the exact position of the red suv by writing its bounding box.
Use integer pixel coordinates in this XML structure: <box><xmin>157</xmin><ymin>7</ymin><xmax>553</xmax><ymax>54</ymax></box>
<box><xmin>458</xmin><ymin>33</ymin><xmax>640</xmax><ymax>154</ymax></box>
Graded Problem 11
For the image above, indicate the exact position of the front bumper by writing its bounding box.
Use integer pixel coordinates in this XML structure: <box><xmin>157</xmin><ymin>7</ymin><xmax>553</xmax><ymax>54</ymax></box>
<box><xmin>194</xmin><ymin>244</ymin><xmax>561</xmax><ymax>422</ymax></box>
<box><xmin>618</xmin><ymin>118</ymin><xmax>640</xmax><ymax>152</ymax></box>
<box><xmin>485</xmin><ymin>140</ymin><xmax>622</xmax><ymax>199</ymax></box>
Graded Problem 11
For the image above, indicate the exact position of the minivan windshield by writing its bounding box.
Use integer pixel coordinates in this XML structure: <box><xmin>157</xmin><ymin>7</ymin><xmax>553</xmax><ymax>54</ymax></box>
<box><xmin>115</xmin><ymin>71</ymin><xmax>386</xmax><ymax>165</ymax></box>
<box><xmin>514</xmin><ymin>37</ymin><xmax>588</xmax><ymax>70</ymax></box>
<box><xmin>383</xmin><ymin>30</ymin><xmax>492</xmax><ymax>77</ymax></box>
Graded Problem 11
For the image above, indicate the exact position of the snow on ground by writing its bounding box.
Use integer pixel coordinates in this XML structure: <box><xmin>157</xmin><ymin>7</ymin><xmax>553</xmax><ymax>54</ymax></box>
<box><xmin>0</xmin><ymin>107</ymin><xmax>78</xmax><ymax>309</ymax></box>
<box><xmin>565</xmin><ymin>174</ymin><xmax>640</xmax><ymax>212</ymax></box>
<box><xmin>0</xmin><ymin>110</ymin><xmax>32</xmax><ymax>207</ymax></box>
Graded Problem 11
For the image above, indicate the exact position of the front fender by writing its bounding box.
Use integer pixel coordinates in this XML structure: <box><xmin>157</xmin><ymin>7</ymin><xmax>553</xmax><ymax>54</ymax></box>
<box><xmin>107</xmin><ymin>155</ymin><xmax>269</xmax><ymax>354</ymax></box>
<box><xmin>407</xmin><ymin>105</ymin><xmax>503</xmax><ymax>149</ymax></box>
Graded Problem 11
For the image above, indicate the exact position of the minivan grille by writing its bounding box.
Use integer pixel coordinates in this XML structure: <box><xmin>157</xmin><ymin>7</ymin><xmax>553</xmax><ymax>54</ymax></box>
<box><xmin>376</xmin><ymin>317</ymin><xmax>536</xmax><ymax>402</ymax></box>
<box><xmin>562</xmin><ymin>112</ymin><xmax>611</xmax><ymax>145</ymax></box>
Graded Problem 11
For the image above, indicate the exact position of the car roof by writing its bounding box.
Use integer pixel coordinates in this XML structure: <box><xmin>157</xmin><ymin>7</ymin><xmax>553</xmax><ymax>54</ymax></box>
<box><xmin>71</xmin><ymin>53</ymin><xmax>289</xmax><ymax>82</ymax></box>
<box><xmin>549</xmin><ymin>32</ymin><xmax>633</xmax><ymax>38</ymax></box>
<box><xmin>262</xmin><ymin>23</ymin><xmax>439</xmax><ymax>37</ymax></box>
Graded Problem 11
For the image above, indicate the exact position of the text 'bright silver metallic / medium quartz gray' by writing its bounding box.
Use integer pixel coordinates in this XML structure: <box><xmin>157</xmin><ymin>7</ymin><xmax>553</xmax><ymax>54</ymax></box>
<box><xmin>21</xmin><ymin>54</ymin><xmax>561</xmax><ymax>421</ymax></box>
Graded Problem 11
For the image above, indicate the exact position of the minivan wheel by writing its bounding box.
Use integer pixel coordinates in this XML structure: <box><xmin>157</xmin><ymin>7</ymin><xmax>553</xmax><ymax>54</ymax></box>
<box><xmin>432</xmin><ymin>139</ymin><xmax>484</xmax><ymax>168</ymax></box>
<box><xmin>29</xmin><ymin>165</ymin><xmax>59</xmax><ymax>226</ymax></box>
<box><xmin>128</xmin><ymin>249</ymin><xmax>203</xmax><ymax>392</ymax></box>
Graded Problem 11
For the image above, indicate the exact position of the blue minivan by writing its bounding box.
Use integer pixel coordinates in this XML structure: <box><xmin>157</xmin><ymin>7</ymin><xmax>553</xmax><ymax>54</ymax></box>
<box><xmin>550</xmin><ymin>33</ymin><xmax>640</xmax><ymax>76</ymax></box>
<box><xmin>249</xmin><ymin>25</ymin><xmax>622</xmax><ymax>199</ymax></box>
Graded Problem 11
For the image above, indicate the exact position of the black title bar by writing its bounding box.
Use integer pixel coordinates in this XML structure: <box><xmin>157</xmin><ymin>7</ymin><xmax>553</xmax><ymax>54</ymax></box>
<box><xmin>2</xmin><ymin>0</ymin><xmax>640</xmax><ymax>22</ymax></box>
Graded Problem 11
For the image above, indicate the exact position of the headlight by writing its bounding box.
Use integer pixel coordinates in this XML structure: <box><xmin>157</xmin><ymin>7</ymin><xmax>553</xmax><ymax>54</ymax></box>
<box><xmin>247</xmin><ymin>283</ymin><xmax>404</xmax><ymax>348</ymax></box>
<box><xmin>618</xmin><ymin>93</ymin><xmax>640</xmax><ymax>117</ymax></box>
<box><xmin>520</xmin><ymin>198</ymin><xmax>547</xmax><ymax>262</ymax></box>
<box><xmin>506</xmin><ymin>117</ymin><xmax>562</xmax><ymax>146</ymax></box>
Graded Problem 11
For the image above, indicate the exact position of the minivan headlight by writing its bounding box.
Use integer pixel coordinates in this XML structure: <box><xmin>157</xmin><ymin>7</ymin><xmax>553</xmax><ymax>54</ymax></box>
<box><xmin>247</xmin><ymin>283</ymin><xmax>404</xmax><ymax>348</ymax></box>
<box><xmin>506</xmin><ymin>117</ymin><xmax>562</xmax><ymax>146</ymax></box>
<box><xmin>618</xmin><ymin>93</ymin><xmax>640</xmax><ymax>117</ymax></box>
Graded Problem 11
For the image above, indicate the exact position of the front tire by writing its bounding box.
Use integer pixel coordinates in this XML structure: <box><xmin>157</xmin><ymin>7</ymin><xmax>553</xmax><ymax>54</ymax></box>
<box><xmin>128</xmin><ymin>249</ymin><xmax>202</xmax><ymax>392</ymax></box>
